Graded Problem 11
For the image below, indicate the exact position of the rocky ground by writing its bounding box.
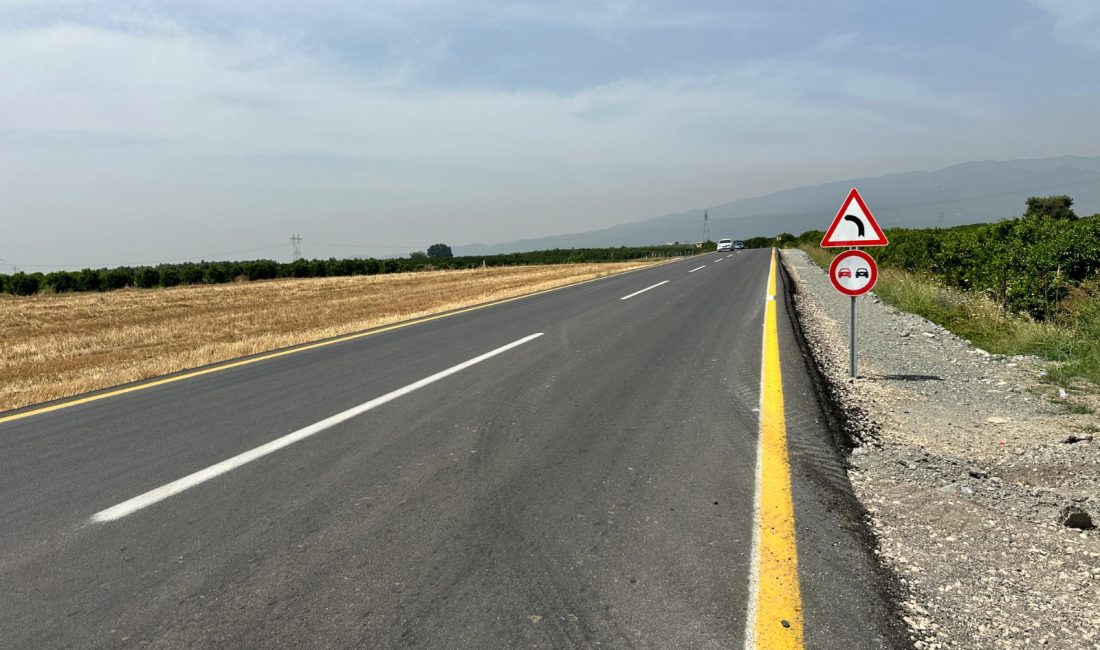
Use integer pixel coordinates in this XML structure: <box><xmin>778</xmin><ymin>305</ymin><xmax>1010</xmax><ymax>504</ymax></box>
<box><xmin>782</xmin><ymin>250</ymin><xmax>1100</xmax><ymax>650</ymax></box>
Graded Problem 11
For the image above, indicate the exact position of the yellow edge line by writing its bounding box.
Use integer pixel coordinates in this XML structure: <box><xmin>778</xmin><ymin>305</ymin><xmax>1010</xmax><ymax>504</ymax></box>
<box><xmin>0</xmin><ymin>259</ymin><xmax>679</xmax><ymax>425</ymax></box>
<box><xmin>748</xmin><ymin>248</ymin><xmax>804</xmax><ymax>649</ymax></box>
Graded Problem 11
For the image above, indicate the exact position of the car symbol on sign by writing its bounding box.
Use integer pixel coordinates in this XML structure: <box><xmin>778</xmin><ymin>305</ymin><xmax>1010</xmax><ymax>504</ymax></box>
<box><xmin>855</xmin><ymin>268</ymin><xmax>869</xmax><ymax>279</ymax></box>
<box><xmin>838</xmin><ymin>268</ymin><xmax>852</xmax><ymax>278</ymax></box>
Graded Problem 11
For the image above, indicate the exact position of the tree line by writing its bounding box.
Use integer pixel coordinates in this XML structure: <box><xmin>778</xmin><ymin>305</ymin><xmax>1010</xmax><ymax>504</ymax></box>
<box><xmin>762</xmin><ymin>195</ymin><xmax>1098</xmax><ymax>320</ymax></box>
<box><xmin>9</xmin><ymin>196</ymin><xmax>1090</xmax><ymax>319</ymax></box>
<box><xmin>0</xmin><ymin>244</ymin><xmax>701</xmax><ymax>297</ymax></box>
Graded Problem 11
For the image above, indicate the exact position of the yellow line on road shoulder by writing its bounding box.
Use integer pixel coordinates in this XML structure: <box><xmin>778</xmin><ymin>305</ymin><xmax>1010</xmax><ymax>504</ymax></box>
<box><xmin>745</xmin><ymin>248</ymin><xmax>804</xmax><ymax>649</ymax></box>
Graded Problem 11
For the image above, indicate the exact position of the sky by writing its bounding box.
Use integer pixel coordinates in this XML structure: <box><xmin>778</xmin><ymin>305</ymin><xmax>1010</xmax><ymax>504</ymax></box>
<box><xmin>2</xmin><ymin>0</ymin><xmax>1099</xmax><ymax>269</ymax></box>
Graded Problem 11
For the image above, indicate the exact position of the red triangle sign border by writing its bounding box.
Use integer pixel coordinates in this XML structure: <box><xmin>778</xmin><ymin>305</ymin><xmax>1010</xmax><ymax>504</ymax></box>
<box><xmin>820</xmin><ymin>188</ymin><xmax>889</xmax><ymax>248</ymax></box>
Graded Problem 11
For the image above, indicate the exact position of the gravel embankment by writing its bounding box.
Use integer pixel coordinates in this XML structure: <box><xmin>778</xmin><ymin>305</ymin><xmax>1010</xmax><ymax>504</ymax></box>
<box><xmin>782</xmin><ymin>249</ymin><xmax>1100</xmax><ymax>650</ymax></box>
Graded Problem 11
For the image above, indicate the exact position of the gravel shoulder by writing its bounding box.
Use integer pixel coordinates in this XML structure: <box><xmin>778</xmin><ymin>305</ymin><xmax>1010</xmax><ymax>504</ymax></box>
<box><xmin>781</xmin><ymin>249</ymin><xmax>1100</xmax><ymax>650</ymax></box>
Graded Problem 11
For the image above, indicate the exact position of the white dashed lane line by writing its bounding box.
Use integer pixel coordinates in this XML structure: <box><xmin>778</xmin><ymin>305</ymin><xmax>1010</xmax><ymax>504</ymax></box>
<box><xmin>620</xmin><ymin>281</ymin><xmax>669</xmax><ymax>300</ymax></box>
<box><xmin>90</xmin><ymin>333</ymin><xmax>545</xmax><ymax>523</ymax></box>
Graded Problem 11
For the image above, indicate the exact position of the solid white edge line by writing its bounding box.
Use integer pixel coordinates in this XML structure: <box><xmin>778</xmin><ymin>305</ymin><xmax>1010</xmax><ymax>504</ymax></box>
<box><xmin>689</xmin><ymin>265</ymin><xmax>706</xmax><ymax>273</ymax></box>
<box><xmin>91</xmin><ymin>333</ymin><xmax>545</xmax><ymax>523</ymax></box>
<box><xmin>620</xmin><ymin>280</ymin><xmax>670</xmax><ymax>300</ymax></box>
<box><xmin>743</xmin><ymin>373</ymin><xmax>765</xmax><ymax>650</ymax></box>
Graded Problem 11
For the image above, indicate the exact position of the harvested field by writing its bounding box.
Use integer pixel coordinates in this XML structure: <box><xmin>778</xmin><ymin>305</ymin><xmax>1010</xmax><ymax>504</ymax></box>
<box><xmin>0</xmin><ymin>262</ymin><xmax>655</xmax><ymax>412</ymax></box>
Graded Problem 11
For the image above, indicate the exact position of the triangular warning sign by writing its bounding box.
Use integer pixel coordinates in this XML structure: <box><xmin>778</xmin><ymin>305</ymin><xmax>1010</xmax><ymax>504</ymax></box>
<box><xmin>820</xmin><ymin>188</ymin><xmax>888</xmax><ymax>247</ymax></box>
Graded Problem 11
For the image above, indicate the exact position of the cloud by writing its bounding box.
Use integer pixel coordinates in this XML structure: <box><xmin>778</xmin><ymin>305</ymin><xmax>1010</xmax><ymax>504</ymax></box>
<box><xmin>488</xmin><ymin>0</ymin><xmax>747</xmax><ymax>31</ymax></box>
<box><xmin>0</xmin><ymin>3</ymin><xmax>1093</xmax><ymax>267</ymax></box>
<box><xmin>1027</xmin><ymin>0</ymin><xmax>1100</xmax><ymax>52</ymax></box>
<box><xmin>819</xmin><ymin>31</ymin><xmax>860</xmax><ymax>51</ymax></box>
<box><xmin>0</xmin><ymin>17</ymin><xmax>997</xmax><ymax>193</ymax></box>
<box><xmin>0</xmin><ymin>17</ymin><xmax>991</xmax><ymax>165</ymax></box>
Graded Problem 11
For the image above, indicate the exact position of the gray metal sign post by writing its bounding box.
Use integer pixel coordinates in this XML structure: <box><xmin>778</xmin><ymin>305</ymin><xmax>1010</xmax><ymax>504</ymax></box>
<box><xmin>827</xmin><ymin>248</ymin><xmax>877</xmax><ymax>378</ymax></box>
<box><xmin>850</xmin><ymin>294</ymin><xmax>857</xmax><ymax>378</ymax></box>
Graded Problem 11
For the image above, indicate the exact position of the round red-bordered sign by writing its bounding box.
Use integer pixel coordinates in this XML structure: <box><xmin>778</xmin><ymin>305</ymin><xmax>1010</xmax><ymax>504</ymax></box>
<box><xmin>828</xmin><ymin>249</ymin><xmax>878</xmax><ymax>296</ymax></box>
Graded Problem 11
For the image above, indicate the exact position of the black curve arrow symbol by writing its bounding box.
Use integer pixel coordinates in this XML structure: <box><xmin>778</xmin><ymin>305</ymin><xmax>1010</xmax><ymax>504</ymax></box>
<box><xmin>843</xmin><ymin>214</ymin><xmax>865</xmax><ymax>237</ymax></box>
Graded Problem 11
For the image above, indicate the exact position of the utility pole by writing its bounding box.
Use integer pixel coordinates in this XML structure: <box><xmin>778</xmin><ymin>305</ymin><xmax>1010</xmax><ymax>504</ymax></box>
<box><xmin>703</xmin><ymin>210</ymin><xmax>710</xmax><ymax>243</ymax></box>
<box><xmin>291</xmin><ymin>234</ymin><xmax>303</xmax><ymax>261</ymax></box>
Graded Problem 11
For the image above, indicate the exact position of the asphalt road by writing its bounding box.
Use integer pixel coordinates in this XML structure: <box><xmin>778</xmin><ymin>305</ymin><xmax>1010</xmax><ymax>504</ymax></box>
<box><xmin>0</xmin><ymin>250</ymin><xmax>904</xmax><ymax>648</ymax></box>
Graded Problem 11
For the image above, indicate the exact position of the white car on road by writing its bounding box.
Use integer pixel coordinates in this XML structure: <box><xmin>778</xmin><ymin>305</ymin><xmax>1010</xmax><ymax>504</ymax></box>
<box><xmin>716</xmin><ymin>238</ymin><xmax>733</xmax><ymax>252</ymax></box>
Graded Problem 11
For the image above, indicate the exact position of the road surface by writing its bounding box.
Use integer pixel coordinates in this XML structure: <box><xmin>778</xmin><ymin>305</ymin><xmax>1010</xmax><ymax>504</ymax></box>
<box><xmin>0</xmin><ymin>249</ymin><xmax>903</xmax><ymax>648</ymax></box>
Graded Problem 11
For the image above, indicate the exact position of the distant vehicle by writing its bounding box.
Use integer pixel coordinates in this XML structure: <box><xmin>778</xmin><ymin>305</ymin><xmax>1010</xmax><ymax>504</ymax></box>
<box><xmin>733</xmin><ymin>240</ymin><xmax>745</xmax><ymax>250</ymax></box>
<box><xmin>716</xmin><ymin>238</ymin><xmax>733</xmax><ymax>252</ymax></box>
<box><xmin>838</xmin><ymin>268</ymin><xmax>852</xmax><ymax>278</ymax></box>
<box><xmin>855</xmin><ymin>268</ymin><xmax>870</xmax><ymax>279</ymax></box>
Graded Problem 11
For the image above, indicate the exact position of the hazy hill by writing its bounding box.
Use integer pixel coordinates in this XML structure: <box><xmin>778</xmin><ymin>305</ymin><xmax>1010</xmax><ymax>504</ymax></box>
<box><xmin>455</xmin><ymin>155</ymin><xmax>1100</xmax><ymax>254</ymax></box>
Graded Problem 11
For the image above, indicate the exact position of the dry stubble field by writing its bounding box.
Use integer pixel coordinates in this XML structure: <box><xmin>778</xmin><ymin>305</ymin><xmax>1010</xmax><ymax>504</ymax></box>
<box><xmin>0</xmin><ymin>262</ymin><xmax>655</xmax><ymax>412</ymax></box>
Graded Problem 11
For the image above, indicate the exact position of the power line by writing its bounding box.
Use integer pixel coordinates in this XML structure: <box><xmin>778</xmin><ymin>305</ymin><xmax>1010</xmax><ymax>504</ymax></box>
<box><xmin>310</xmin><ymin>242</ymin><xmax>420</xmax><ymax>250</ymax></box>
<box><xmin>158</xmin><ymin>243</ymin><xmax>288</xmax><ymax>262</ymax></box>
<box><xmin>1</xmin><ymin>243</ymin><xmax>289</xmax><ymax>271</ymax></box>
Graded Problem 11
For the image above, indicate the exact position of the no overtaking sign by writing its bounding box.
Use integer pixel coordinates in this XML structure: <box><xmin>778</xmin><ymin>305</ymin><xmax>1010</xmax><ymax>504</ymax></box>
<box><xmin>828</xmin><ymin>250</ymin><xmax>878</xmax><ymax>296</ymax></box>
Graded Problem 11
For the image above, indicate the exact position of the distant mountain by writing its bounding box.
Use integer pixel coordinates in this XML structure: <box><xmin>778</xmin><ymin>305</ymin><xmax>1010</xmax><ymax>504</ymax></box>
<box><xmin>454</xmin><ymin>155</ymin><xmax>1100</xmax><ymax>255</ymax></box>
